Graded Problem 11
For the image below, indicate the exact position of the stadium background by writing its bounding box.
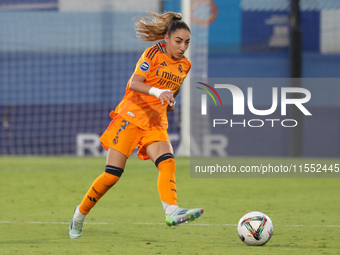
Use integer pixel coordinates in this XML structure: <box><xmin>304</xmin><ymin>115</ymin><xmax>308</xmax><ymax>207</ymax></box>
<box><xmin>1</xmin><ymin>0</ymin><xmax>340</xmax><ymax>157</ymax></box>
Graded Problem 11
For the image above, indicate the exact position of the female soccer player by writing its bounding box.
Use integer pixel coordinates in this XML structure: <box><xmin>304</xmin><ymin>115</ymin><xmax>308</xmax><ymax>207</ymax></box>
<box><xmin>69</xmin><ymin>11</ymin><xmax>203</xmax><ymax>239</ymax></box>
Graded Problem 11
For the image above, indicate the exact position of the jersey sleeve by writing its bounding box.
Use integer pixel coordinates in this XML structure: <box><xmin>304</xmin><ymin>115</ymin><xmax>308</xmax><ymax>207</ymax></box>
<box><xmin>133</xmin><ymin>46</ymin><xmax>158</xmax><ymax>79</ymax></box>
<box><xmin>183</xmin><ymin>57</ymin><xmax>191</xmax><ymax>75</ymax></box>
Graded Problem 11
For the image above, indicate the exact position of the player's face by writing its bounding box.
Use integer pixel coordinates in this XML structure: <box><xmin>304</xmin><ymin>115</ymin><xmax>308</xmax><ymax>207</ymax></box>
<box><xmin>164</xmin><ymin>29</ymin><xmax>191</xmax><ymax>60</ymax></box>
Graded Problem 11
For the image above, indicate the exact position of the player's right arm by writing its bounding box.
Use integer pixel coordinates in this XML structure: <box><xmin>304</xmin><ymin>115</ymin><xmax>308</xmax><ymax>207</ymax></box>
<box><xmin>129</xmin><ymin>74</ymin><xmax>175</xmax><ymax>106</ymax></box>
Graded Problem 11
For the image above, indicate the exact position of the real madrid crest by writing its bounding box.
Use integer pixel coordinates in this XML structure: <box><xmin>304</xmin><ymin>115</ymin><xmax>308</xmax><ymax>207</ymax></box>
<box><xmin>178</xmin><ymin>64</ymin><xmax>183</xmax><ymax>73</ymax></box>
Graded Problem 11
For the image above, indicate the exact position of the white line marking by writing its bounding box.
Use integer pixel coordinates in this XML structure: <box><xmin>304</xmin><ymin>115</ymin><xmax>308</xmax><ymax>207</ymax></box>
<box><xmin>1</xmin><ymin>221</ymin><xmax>339</xmax><ymax>228</ymax></box>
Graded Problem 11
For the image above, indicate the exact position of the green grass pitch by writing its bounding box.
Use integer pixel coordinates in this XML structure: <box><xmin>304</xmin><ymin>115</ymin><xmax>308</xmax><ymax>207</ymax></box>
<box><xmin>0</xmin><ymin>156</ymin><xmax>339</xmax><ymax>254</ymax></box>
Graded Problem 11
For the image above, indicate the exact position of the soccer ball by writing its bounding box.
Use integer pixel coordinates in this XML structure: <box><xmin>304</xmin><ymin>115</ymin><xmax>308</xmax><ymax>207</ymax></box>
<box><xmin>237</xmin><ymin>211</ymin><xmax>273</xmax><ymax>246</ymax></box>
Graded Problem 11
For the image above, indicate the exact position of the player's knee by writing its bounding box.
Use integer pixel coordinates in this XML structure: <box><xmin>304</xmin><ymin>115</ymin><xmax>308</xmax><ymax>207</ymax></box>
<box><xmin>104</xmin><ymin>165</ymin><xmax>124</xmax><ymax>185</ymax></box>
<box><xmin>155</xmin><ymin>153</ymin><xmax>175</xmax><ymax>169</ymax></box>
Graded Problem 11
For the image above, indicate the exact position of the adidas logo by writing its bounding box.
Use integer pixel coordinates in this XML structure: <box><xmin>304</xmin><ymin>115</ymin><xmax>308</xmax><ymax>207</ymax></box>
<box><xmin>160</xmin><ymin>61</ymin><xmax>167</xmax><ymax>67</ymax></box>
<box><xmin>87</xmin><ymin>195</ymin><xmax>97</xmax><ymax>202</ymax></box>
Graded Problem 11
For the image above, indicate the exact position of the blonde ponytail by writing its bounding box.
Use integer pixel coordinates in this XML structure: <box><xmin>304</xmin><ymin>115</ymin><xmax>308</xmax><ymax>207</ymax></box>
<box><xmin>135</xmin><ymin>11</ymin><xmax>190</xmax><ymax>42</ymax></box>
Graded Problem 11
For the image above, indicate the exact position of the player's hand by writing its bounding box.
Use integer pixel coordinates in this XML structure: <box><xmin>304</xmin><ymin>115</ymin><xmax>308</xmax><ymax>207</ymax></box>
<box><xmin>159</xmin><ymin>90</ymin><xmax>176</xmax><ymax>106</ymax></box>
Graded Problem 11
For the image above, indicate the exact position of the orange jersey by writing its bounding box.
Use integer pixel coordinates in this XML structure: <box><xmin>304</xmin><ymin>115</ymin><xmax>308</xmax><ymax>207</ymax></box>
<box><xmin>115</xmin><ymin>42</ymin><xmax>191</xmax><ymax>130</ymax></box>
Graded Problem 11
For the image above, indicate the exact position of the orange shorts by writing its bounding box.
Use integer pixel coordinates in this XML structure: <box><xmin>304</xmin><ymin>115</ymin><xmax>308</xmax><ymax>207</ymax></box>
<box><xmin>99</xmin><ymin>111</ymin><xmax>170</xmax><ymax>160</ymax></box>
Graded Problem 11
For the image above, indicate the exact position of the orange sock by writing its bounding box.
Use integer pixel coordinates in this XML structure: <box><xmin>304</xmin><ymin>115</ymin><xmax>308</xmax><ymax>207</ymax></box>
<box><xmin>79</xmin><ymin>165</ymin><xmax>123</xmax><ymax>215</ymax></box>
<box><xmin>157</xmin><ymin>157</ymin><xmax>177</xmax><ymax>207</ymax></box>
